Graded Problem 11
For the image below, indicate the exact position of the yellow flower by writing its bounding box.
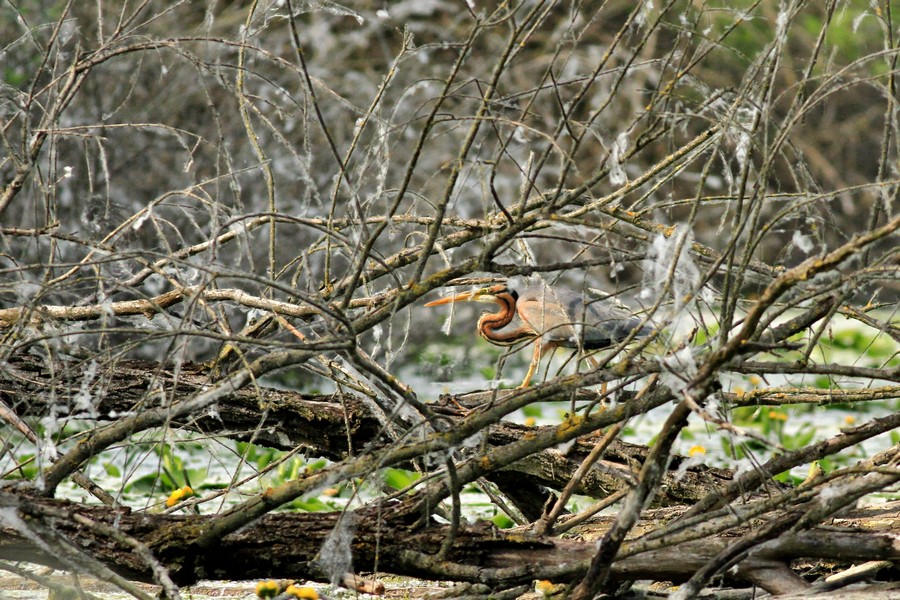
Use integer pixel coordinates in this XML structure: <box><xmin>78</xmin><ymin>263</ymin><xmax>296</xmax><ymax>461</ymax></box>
<box><xmin>256</xmin><ymin>580</ymin><xmax>280</xmax><ymax>598</ymax></box>
<box><xmin>285</xmin><ymin>585</ymin><xmax>319</xmax><ymax>599</ymax></box>
<box><xmin>165</xmin><ymin>490</ymin><xmax>182</xmax><ymax>507</ymax></box>
<box><xmin>688</xmin><ymin>445</ymin><xmax>706</xmax><ymax>457</ymax></box>
<box><xmin>844</xmin><ymin>415</ymin><xmax>856</xmax><ymax>425</ymax></box>
<box><xmin>748</xmin><ymin>375</ymin><xmax>762</xmax><ymax>386</ymax></box>
<box><xmin>536</xmin><ymin>580</ymin><xmax>556</xmax><ymax>596</ymax></box>
<box><xmin>524</xmin><ymin>417</ymin><xmax>537</xmax><ymax>427</ymax></box>
<box><xmin>767</xmin><ymin>410</ymin><xmax>788</xmax><ymax>422</ymax></box>
<box><xmin>165</xmin><ymin>485</ymin><xmax>194</xmax><ymax>508</ymax></box>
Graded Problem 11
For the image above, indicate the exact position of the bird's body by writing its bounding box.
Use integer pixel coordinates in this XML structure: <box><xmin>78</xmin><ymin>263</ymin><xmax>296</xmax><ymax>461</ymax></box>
<box><xmin>425</xmin><ymin>283</ymin><xmax>648</xmax><ymax>388</ymax></box>
<box><xmin>514</xmin><ymin>286</ymin><xmax>648</xmax><ymax>349</ymax></box>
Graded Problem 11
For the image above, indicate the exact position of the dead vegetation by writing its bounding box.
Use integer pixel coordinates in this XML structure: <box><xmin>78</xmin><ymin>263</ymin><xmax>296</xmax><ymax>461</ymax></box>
<box><xmin>0</xmin><ymin>1</ymin><xmax>898</xmax><ymax>598</ymax></box>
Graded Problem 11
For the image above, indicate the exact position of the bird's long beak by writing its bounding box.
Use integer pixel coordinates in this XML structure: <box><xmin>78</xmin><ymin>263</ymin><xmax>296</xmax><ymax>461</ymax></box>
<box><xmin>423</xmin><ymin>290</ymin><xmax>479</xmax><ymax>307</ymax></box>
<box><xmin>424</xmin><ymin>285</ymin><xmax>504</xmax><ymax>307</ymax></box>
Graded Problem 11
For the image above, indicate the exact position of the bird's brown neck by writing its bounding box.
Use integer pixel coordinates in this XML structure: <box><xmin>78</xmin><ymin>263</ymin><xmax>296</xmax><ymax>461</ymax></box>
<box><xmin>477</xmin><ymin>292</ymin><xmax>534</xmax><ymax>345</ymax></box>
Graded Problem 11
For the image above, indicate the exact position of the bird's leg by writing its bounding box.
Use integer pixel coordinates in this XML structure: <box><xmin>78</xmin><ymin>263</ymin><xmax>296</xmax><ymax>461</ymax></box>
<box><xmin>519</xmin><ymin>340</ymin><xmax>543</xmax><ymax>388</ymax></box>
<box><xmin>519</xmin><ymin>339</ymin><xmax>557</xmax><ymax>388</ymax></box>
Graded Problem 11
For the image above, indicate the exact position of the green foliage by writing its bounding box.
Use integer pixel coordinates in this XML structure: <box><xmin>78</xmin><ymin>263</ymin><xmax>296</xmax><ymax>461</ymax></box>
<box><xmin>383</xmin><ymin>468</ymin><xmax>421</xmax><ymax>491</ymax></box>
<box><xmin>773</xmin><ymin>469</ymin><xmax>804</xmax><ymax>486</ymax></box>
<box><xmin>692</xmin><ymin>323</ymin><xmax>720</xmax><ymax>346</ymax></box>
<box><xmin>828</xmin><ymin>327</ymin><xmax>899</xmax><ymax>363</ymax></box>
<box><xmin>1</xmin><ymin>453</ymin><xmax>37</xmax><ymax>480</ymax></box>
<box><xmin>421</xmin><ymin>351</ymin><xmax>455</xmax><ymax>368</ymax></box>
<box><xmin>490</xmin><ymin>513</ymin><xmax>514</xmax><ymax>529</ymax></box>
<box><xmin>123</xmin><ymin>444</ymin><xmax>207</xmax><ymax>495</ymax></box>
<box><xmin>813</xmin><ymin>376</ymin><xmax>833</xmax><ymax>390</ymax></box>
<box><xmin>707</xmin><ymin>11</ymin><xmax>773</xmax><ymax>66</ymax></box>
<box><xmin>802</xmin><ymin>8</ymin><xmax>889</xmax><ymax>74</ymax></box>
<box><xmin>522</xmin><ymin>405</ymin><xmax>543</xmax><ymax>418</ymax></box>
<box><xmin>3</xmin><ymin>67</ymin><xmax>28</xmax><ymax>87</ymax></box>
<box><xmin>780</xmin><ymin>424</ymin><xmax>816</xmax><ymax>450</ymax></box>
<box><xmin>237</xmin><ymin>441</ymin><xmax>281</xmax><ymax>472</ymax></box>
<box><xmin>418</xmin><ymin>349</ymin><xmax>466</xmax><ymax>382</ymax></box>
<box><xmin>291</xmin><ymin>497</ymin><xmax>334</xmax><ymax>512</ymax></box>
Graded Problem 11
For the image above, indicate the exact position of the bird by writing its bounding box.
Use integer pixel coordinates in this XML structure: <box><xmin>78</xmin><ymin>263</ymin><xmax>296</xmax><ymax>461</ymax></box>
<box><xmin>424</xmin><ymin>283</ymin><xmax>649</xmax><ymax>388</ymax></box>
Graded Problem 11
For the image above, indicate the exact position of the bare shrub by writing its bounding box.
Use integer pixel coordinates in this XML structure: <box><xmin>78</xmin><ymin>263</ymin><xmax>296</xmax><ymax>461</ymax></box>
<box><xmin>1</xmin><ymin>1</ymin><xmax>897</xmax><ymax>598</ymax></box>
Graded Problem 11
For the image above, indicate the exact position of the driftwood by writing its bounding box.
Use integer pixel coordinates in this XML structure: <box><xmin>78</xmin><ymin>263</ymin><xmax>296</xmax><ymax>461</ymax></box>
<box><xmin>1</xmin><ymin>492</ymin><xmax>897</xmax><ymax>596</ymax></box>
<box><xmin>1</xmin><ymin>354</ymin><xmax>740</xmax><ymax>507</ymax></box>
<box><xmin>2</xmin><ymin>354</ymin><xmax>899</xmax><ymax>597</ymax></box>
<box><xmin>2</xmin><ymin>355</ymin><xmax>383</xmax><ymax>459</ymax></box>
<box><xmin>3</xmin><ymin>2</ymin><xmax>900</xmax><ymax>597</ymax></box>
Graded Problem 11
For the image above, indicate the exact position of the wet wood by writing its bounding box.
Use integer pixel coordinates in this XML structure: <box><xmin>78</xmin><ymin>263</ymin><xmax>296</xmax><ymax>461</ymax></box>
<box><xmin>1</xmin><ymin>354</ymin><xmax>385</xmax><ymax>459</ymax></box>
<box><xmin>3</xmin><ymin>354</ymin><xmax>739</xmax><ymax>506</ymax></box>
<box><xmin>1</xmin><ymin>493</ymin><xmax>897</xmax><ymax>593</ymax></box>
<box><xmin>3</xmin><ymin>353</ymin><xmax>896</xmax><ymax>596</ymax></box>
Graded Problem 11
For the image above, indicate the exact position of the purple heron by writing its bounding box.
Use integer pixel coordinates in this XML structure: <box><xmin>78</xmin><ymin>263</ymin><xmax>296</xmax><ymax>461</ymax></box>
<box><xmin>425</xmin><ymin>284</ymin><xmax>649</xmax><ymax>388</ymax></box>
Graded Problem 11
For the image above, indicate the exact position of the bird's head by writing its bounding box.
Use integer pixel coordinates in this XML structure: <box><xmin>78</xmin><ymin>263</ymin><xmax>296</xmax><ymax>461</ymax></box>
<box><xmin>424</xmin><ymin>284</ymin><xmax>515</xmax><ymax>307</ymax></box>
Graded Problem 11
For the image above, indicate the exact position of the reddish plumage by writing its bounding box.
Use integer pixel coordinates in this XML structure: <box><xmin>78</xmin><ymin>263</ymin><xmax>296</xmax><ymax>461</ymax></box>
<box><xmin>425</xmin><ymin>284</ymin><xmax>648</xmax><ymax>387</ymax></box>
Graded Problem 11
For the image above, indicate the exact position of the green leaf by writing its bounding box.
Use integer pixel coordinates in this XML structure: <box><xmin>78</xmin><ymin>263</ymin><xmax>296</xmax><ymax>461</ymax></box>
<box><xmin>522</xmin><ymin>405</ymin><xmax>543</xmax><ymax>417</ymax></box>
<box><xmin>490</xmin><ymin>513</ymin><xmax>514</xmax><ymax>529</ymax></box>
<box><xmin>383</xmin><ymin>468</ymin><xmax>421</xmax><ymax>490</ymax></box>
<box><xmin>291</xmin><ymin>496</ymin><xmax>333</xmax><ymax>512</ymax></box>
<box><xmin>125</xmin><ymin>473</ymin><xmax>174</xmax><ymax>493</ymax></box>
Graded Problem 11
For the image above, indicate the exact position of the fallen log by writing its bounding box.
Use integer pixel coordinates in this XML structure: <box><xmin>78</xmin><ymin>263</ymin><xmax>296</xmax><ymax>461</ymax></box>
<box><xmin>1</xmin><ymin>491</ymin><xmax>897</xmax><ymax>595</ymax></box>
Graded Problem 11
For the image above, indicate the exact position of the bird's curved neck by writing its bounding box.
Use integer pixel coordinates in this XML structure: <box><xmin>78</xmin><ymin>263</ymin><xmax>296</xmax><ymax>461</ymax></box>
<box><xmin>478</xmin><ymin>292</ymin><xmax>532</xmax><ymax>345</ymax></box>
